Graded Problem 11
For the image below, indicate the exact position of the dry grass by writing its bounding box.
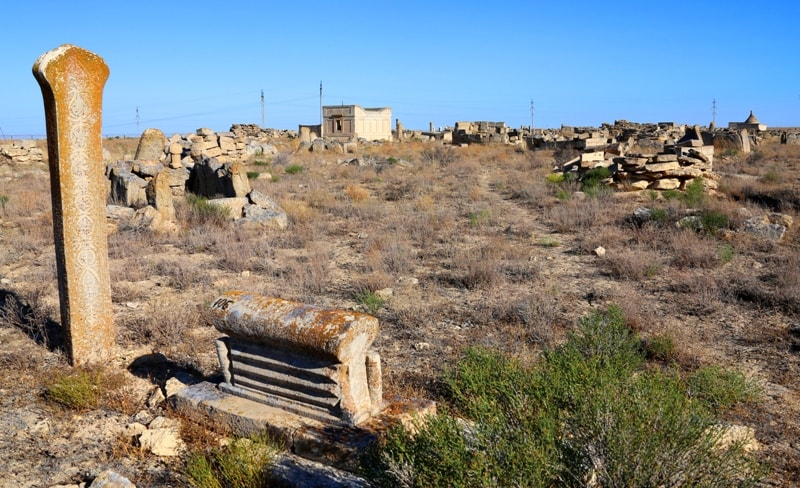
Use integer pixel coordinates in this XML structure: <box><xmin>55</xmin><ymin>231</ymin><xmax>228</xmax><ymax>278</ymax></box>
<box><xmin>3</xmin><ymin>139</ymin><xmax>800</xmax><ymax>484</ymax></box>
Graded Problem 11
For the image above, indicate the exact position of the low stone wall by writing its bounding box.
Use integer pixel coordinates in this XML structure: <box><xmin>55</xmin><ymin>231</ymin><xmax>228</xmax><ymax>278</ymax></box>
<box><xmin>0</xmin><ymin>140</ymin><xmax>47</xmax><ymax>176</ymax></box>
<box><xmin>564</xmin><ymin>127</ymin><xmax>719</xmax><ymax>192</ymax></box>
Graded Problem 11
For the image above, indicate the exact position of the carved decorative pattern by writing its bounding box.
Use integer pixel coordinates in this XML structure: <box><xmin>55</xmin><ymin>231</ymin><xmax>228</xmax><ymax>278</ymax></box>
<box><xmin>63</xmin><ymin>60</ymin><xmax>105</xmax><ymax>329</ymax></box>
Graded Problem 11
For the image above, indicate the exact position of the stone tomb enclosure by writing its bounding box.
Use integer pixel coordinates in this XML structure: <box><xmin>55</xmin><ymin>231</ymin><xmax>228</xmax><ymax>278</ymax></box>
<box><xmin>209</xmin><ymin>291</ymin><xmax>383</xmax><ymax>427</ymax></box>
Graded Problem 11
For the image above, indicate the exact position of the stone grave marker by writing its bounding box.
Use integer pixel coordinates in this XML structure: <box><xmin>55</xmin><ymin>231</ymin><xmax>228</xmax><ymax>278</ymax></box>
<box><xmin>33</xmin><ymin>44</ymin><xmax>115</xmax><ymax>365</ymax></box>
<box><xmin>209</xmin><ymin>291</ymin><xmax>383</xmax><ymax>427</ymax></box>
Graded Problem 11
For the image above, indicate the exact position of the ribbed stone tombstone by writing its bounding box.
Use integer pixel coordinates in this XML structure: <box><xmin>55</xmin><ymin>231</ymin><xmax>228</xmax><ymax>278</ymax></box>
<box><xmin>210</xmin><ymin>291</ymin><xmax>383</xmax><ymax>426</ymax></box>
<box><xmin>33</xmin><ymin>45</ymin><xmax>114</xmax><ymax>366</ymax></box>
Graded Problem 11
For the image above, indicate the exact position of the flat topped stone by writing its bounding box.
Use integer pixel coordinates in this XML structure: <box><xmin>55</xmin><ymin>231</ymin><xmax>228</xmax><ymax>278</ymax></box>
<box><xmin>210</xmin><ymin>292</ymin><xmax>379</xmax><ymax>363</ymax></box>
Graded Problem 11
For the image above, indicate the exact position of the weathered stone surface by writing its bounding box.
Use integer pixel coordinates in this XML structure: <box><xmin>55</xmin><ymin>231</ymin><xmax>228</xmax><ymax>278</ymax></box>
<box><xmin>211</xmin><ymin>293</ymin><xmax>379</xmax><ymax>364</ymax></box>
<box><xmin>248</xmin><ymin>190</ymin><xmax>281</xmax><ymax>210</ymax></box>
<box><xmin>270</xmin><ymin>454</ymin><xmax>370</xmax><ymax>488</ymax></box>
<box><xmin>89</xmin><ymin>469</ymin><xmax>136</xmax><ymax>487</ymax></box>
<box><xmin>106</xmin><ymin>204</ymin><xmax>135</xmax><ymax>221</ymax></box>
<box><xmin>311</xmin><ymin>138</ymin><xmax>327</xmax><ymax>152</ymax></box>
<box><xmin>134</xmin><ymin>128</ymin><xmax>166</xmax><ymax>161</ymax></box>
<box><xmin>138</xmin><ymin>426</ymin><xmax>184</xmax><ymax>457</ymax></box>
<box><xmin>651</xmin><ymin>178</ymin><xmax>681</xmax><ymax>190</ymax></box>
<box><xmin>147</xmin><ymin>171</ymin><xmax>176</xmax><ymax>223</ymax></box>
<box><xmin>131</xmin><ymin>160</ymin><xmax>163</xmax><ymax>177</ymax></box>
<box><xmin>208</xmin><ymin>197</ymin><xmax>247</xmax><ymax>220</ymax></box>
<box><xmin>662</xmin><ymin>167</ymin><xmax>703</xmax><ymax>179</ymax></box>
<box><xmin>580</xmin><ymin>151</ymin><xmax>605</xmax><ymax>167</ymax></box>
<box><xmin>33</xmin><ymin>44</ymin><xmax>115</xmax><ymax>365</ymax></box>
<box><xmin>645</xmin><ymin>161</ymin><xmax>680</xmax><ymax>172</ymax></box>
<box><xmin>654</xmin><ymin>153</ymin><xmax>678</xmax><ymax>162</ymax></box>
<box><xmin>110</xmin><ymin>167</ymin><xmax>148</xmax><ymax>208</ymax></box>
<box><xmin>228</xmin><ymin>162</ymin><xmax>251</xmax><ymax>197</ymax></box>
<box><xmin>743</xmin><ymin>216</ymin><xmax>787</xmax><ymax>241</ymax></box>
<box><xmin>240</xmin><ymin>204</ymin><xmax>289</xmax><ymax>229</ymax></box>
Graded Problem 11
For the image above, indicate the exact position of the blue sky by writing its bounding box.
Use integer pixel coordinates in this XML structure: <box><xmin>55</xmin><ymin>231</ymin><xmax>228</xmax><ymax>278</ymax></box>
<box><xmin>2</xmin><ymin>1</ymin><xmax>798</xmax><ymax>137</ymax></box>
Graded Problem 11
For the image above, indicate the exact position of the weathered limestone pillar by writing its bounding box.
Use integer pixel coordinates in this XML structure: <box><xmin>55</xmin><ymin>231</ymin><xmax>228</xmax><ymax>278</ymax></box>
<box><xmin>33</xmin><ymin>44</ymin><xmax>114</xmax><ymax>366</ymax></box>
<box><xmin>395</xmin><ymin>118</ymin><xmax>404</xmax><ymax>142</ymax></box>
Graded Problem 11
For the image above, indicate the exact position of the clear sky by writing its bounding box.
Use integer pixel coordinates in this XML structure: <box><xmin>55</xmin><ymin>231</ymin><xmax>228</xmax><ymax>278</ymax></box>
<box><xmin>2</xmin><ymin>1</ymin><xmax>799</xmax><ymax>137</ymax></box>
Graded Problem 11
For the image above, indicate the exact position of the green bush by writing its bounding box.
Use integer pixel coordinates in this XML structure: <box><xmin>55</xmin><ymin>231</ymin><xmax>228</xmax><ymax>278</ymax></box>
<box><xmin>649</xmin><ymin>207</ymin><xmax>668</xmax><ymax>224</ymax></box>
<box><xmin>362</xmin><ymin>306</ymin><xmax>765</xmax><ymax>487</ymax></box>
<box><xmin>468</xmin><ymin>209</ymin><xmax>491</xmax><ymax>227</ymax></box>
<box><xmin>581</xmin><ymin>167</ymin><xmax>612</xmax><ymax>191</ymax></box>
<box><xmin>246</xmin><ymin>171</ymin><xmax>260</xmax><ymax>180</ymax></box>
<box><xmin>700</xmin><ymin>210</ymin><xmax>730</xmax><ymax>235</ymax></box>
<box><xmin>355</xmin><ymin>289</ymin><xmax>385</xmax><ymax>315</ymax></box>
<box><xmin>662</xmin><ymin>189</ymin><xmax>682</xmax><ymax>201</ymax></box>
<box><xmin>718</xmin><ymin>244</ymin><xmax>735</xmax><ymax>263</ymax></box>
<box><xmin>546</xmin><ymin>173</ymin><xmax>566</xmax><ymax>184</ymax></box>
<box><xmin>643</xmin><ymin>333</ymin><xmax>676</xmax><ymax>362</ymax></box>
<box><xmin>284</xmin><ymin>164</ymin><xmax>304</xmax><ymax>174</ymax></box>
<box><xmin>683</xmin><ymin>177</ymin><xmax>706</xmax><ymax>207</ymax></box>
<box><xmin>186</xmin><ymin>194</ymin><xmax>230</xmax><ymax>227</ymax></box>
<box><xmin>688</xmin><ymin>365</ymin><xmax>761</xmax><ymax>413</ymax></box>
<box><xmin>185</xmin><ymin>433</ymin><xmax>280</xmax><ymax>488</ymax></box>
<box><xmin>45</xmin><ymin>369</ymin><xmax>104</xmax><ymax>410</ymax></box>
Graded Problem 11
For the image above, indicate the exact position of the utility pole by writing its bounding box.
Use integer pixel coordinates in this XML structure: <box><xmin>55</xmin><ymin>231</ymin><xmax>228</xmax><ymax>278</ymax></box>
<box><xmin>136</xmin><ymin>106</ymin><xmax>140</xmax><ymax>134</ymax></box>
<box><xmin>261</xmin><ymin>89</ymin><xmax>265</xmax><ymax>128</ymax></box>
<box><xmin>530</xmin><ymin>99</ymin><xmax>535</xmax><ymax>133</ymax></box>
<box><xmin>712</xmin><ymin>98</ymin><xmax>717</xmax><ymax>126</ymax></box>
<box><xmin>319</xmin><ymin>81</ymin><xmax>323</xmax><ymax>138</ymax></box>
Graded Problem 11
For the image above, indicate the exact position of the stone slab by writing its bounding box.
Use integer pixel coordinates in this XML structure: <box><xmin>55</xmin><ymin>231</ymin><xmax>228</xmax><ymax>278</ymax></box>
<box><xmin>171</xmin><ymin>381</ymin><xmax>436</xmax><ymax>472</ymax></box>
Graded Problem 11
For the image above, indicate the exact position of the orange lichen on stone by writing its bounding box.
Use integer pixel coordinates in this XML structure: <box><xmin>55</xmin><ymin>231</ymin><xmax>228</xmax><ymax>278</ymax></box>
<box><xmin>210</xmin><ymin>291</ymin><xmax>378</xmax><ymax>363</ymax></box>
<box><xmin>32</xmin><ymin>45</ymin><xmax>114</xmax><ymax>366</ymax></box>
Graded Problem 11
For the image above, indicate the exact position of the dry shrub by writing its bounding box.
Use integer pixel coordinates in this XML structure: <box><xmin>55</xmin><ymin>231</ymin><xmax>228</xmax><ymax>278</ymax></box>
<box><xmin>381</xmin><ymin>240</ymin><xmax>417</xmax><ymax>275</ymax></box>
<box><xmin>280</xmin><ymin>198</ymin><xmax>317</xmax><ymax>224</ymax></box>
<box><xmin>5</xmin><ymin>186</ymin><xmax>52</xmax><ymax>218</ymax></box>
<box><xmin>508</xmin><ymin>173</ymin><xmax>550</xmax><ymax>206</ymax></box>
<box><xmin>666</xmin><ymin>231</ymin><xmax>719</xmax><ymax>269</ymax></box>
<box><xmin>468</xmin><ymin>185</ymin><xmax>484</xmax><ymax>202</ymax></box>
<box><xmin>344</xmin><ymin>184</ymin><xmax>370</xmax><ymax>202</ymax></box>
<box><xmin>119</xmin><ymin>296</ymin><xmax>205</xmax><ymax>348</ymax></box>
<box><xmin>451</xmin><ymin>245</ymin><xmax>504</xmax><ymax>290</ymax></box>
<box><xmin>547</xmin><ymin>198</ymin><xmax>601</xmax><ymax>232</ymax></box>
<box><xmin>355</xmin><ymin>271</ymin><xmax>394</xmax><ymax>294</ymax></box>
<box><xmin>0</xmin><ymin>286</ymin><xmax>58</xmax><ymax>346</ymax></box>
<box><xmin>102</xmin><ymin>369</ymin><xmax>142</xmax><ymax>415</ymax></box>
<box><xmin>213</xmin><ymin>227</ymin><xmax>275</xmax><ymax>273</ymax></box>
<box><xmin>603</xmin><ymin>246</ymin><xmax>664</xmax><ymax>281</ymax></box>
<box><xmin>414</xmin><ymin>194</ymin><xmax>435</xmax><ymax>212</ymax></box>
<box><xmin>285</xmin><ymin>241</ymin><xmax>332</xmax><ymax>298</ymax></box>
<box><xmin>111</xmin><ymin>282</ymin><xmax>151</xmax><ymax>303</ymax></box>
<box><xmin>671</xmin><ymin>270</ymin><xmax>721</xmax><ymax>315</ymax></box>
<box><xmin>485</xmin><ymin>287</ymin><xmax>563</xmax><ymax>346</ymax></box>
<box><xmin>151</xmin><ymin>258</ymin><xmax>206</xmax><ymax>290</ymax></box>
<box><xmin>577</xmin><ymin>224</ymin><xmax>630</xmax><ymax>255</ymax></box>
